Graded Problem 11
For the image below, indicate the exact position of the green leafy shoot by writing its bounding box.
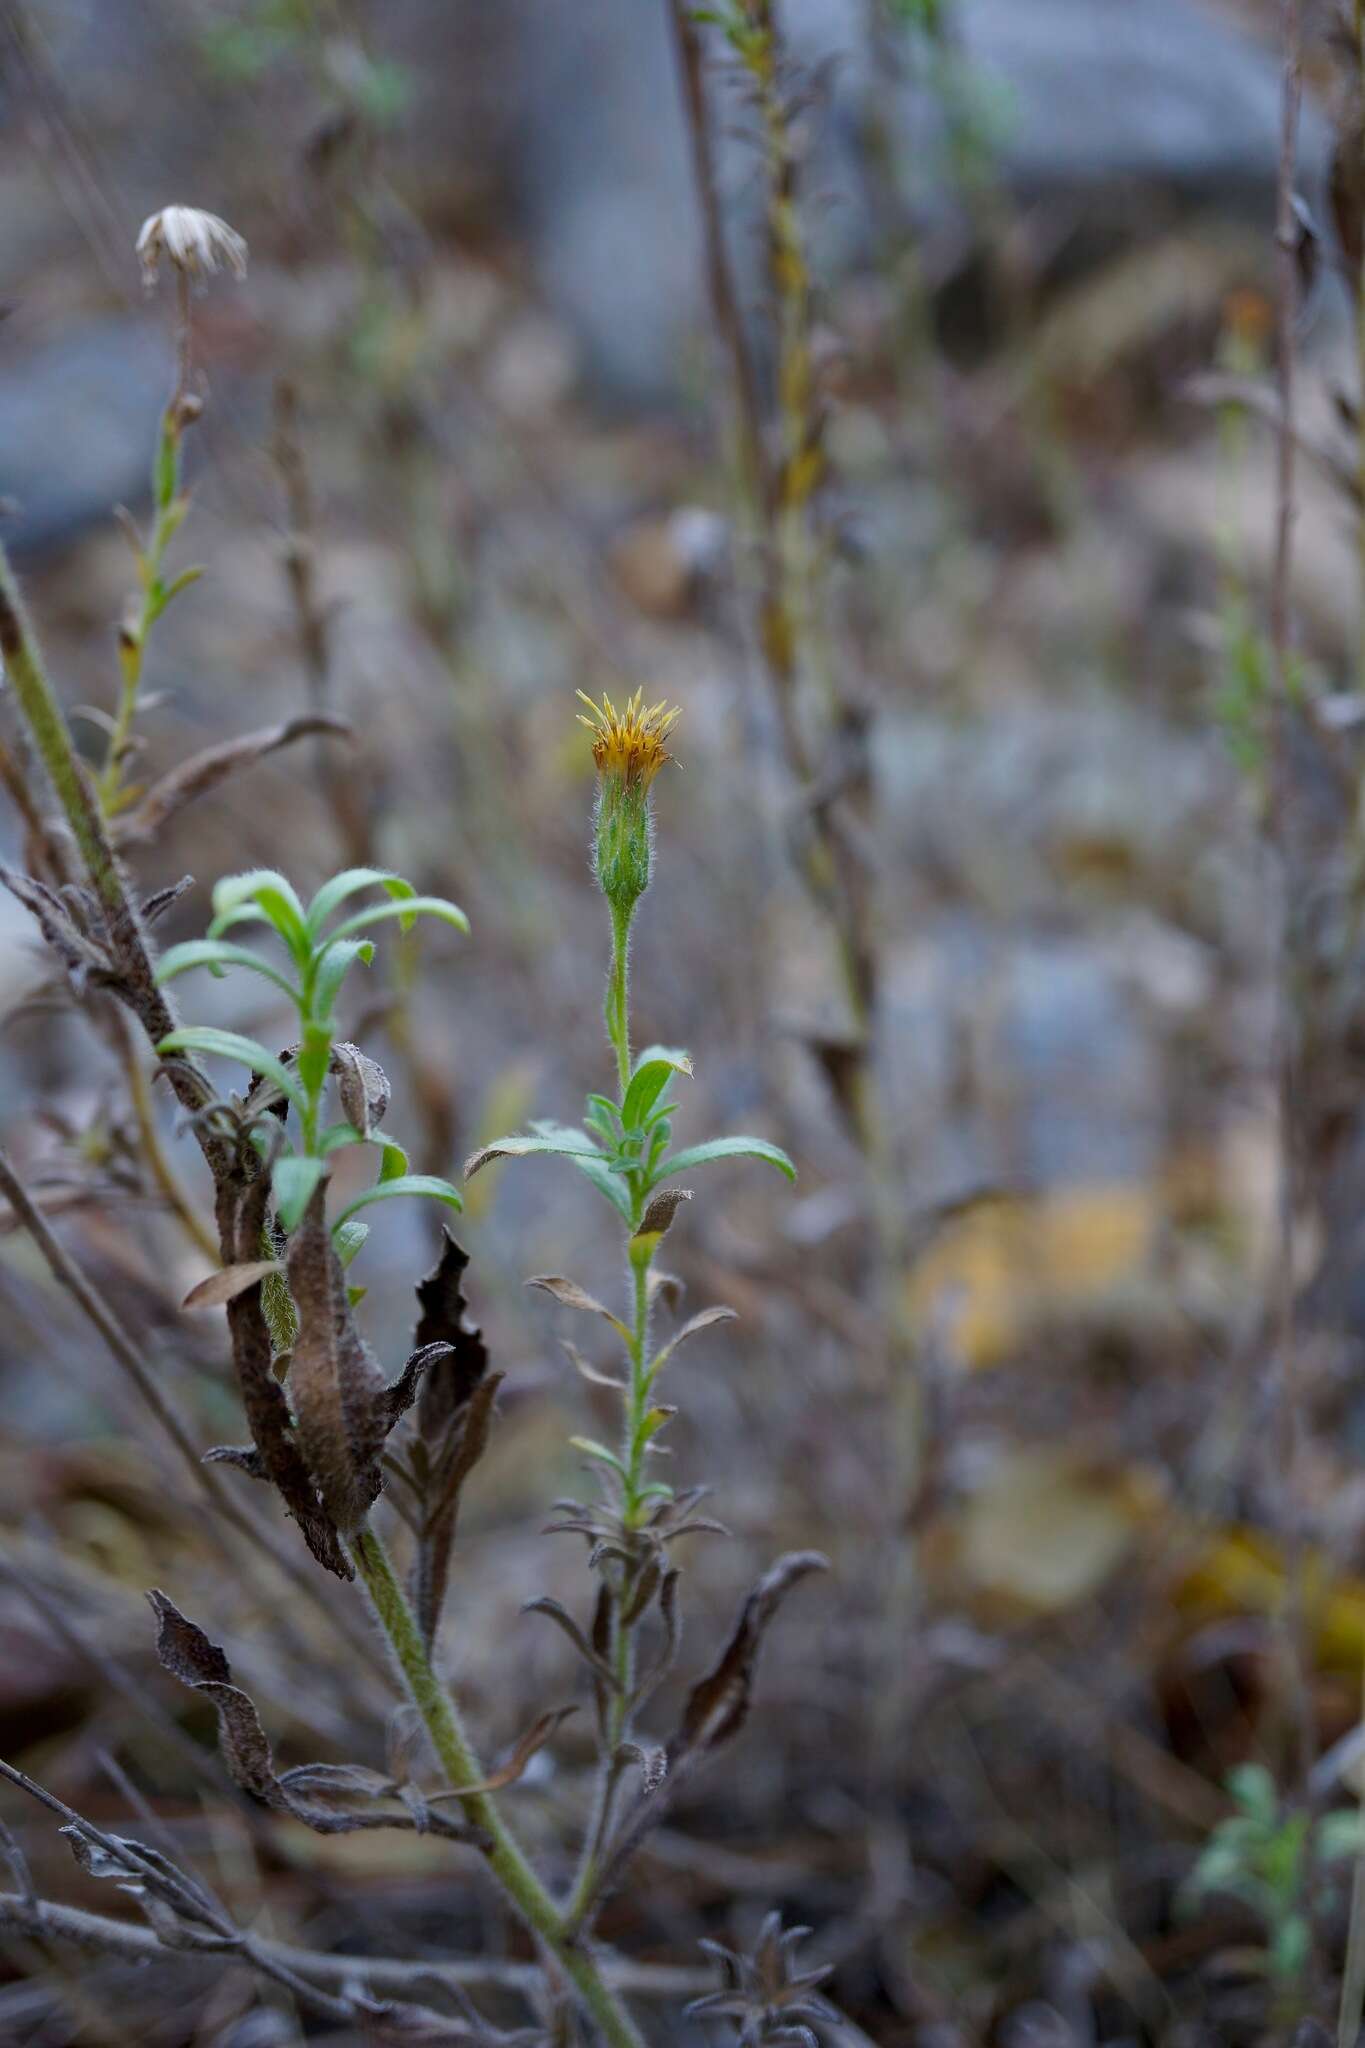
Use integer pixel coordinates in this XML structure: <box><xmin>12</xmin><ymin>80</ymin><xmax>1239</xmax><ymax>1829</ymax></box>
<box><xmin>464</xmin><ymin>1043</ymin><xmax>793</xmax><ymax>1231</ymax></box>
<box><xmin>156</xmin><ymin>868</ymin><xmax>467</xmax><ymax>1250</ymax></box>
<box><xmin>1180</xmin><ymin>1763</ymin><xmax>1365</xmax><ymax>1988</ymax></box>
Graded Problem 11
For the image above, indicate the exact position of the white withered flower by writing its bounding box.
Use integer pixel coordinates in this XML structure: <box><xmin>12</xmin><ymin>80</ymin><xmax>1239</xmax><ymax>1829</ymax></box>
<box><xmin>136</xmin><ymin>206</ymin><xmax>248</xmax><ymax>290</ymax></box>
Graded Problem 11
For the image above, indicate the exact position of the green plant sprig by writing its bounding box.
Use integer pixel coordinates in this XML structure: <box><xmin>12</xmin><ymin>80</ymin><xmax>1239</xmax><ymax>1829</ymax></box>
<box><xmin>465</xmin><ymin>694</ymin><xmax>795</xmax><ymax>1939</ymax></box>
<box><xmin>1182</xmin><ymin>1764</ymin><xmax>1365</xmax><ymax>2002</ymax></box>
<box><xmin>156</xmin><ymin>867</ymin><xmax>466</xmax><ymax>1247</ymax></box>
<box><xmin>99</xmin><ymin>416</ymin><xmax>203</xmax><ymax>815</ymax></box>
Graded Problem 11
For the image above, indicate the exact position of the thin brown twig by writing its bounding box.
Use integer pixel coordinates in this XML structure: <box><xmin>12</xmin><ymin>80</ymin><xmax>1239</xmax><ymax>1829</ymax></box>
<box><xmin>1263</xmin><ymin>0</ymin><xmax>1315</xmax><ymax>1804</ymax></box>
<box><xmin>0</xmin><ymin>1144</ymin><xmax>381</xmax><ymax>1681</ymax></box>
<box><xmin>0</xmin><ymin>1890</ymin><xmax>711</xmax><ymax>2001</ymax></box>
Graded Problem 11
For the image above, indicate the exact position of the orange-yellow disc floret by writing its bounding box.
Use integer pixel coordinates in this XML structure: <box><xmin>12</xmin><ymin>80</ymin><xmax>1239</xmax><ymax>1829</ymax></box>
<box><xmin>576</xmin><ymin>688</ymin><xmax>681</xmax><ymax>789</ymax></box>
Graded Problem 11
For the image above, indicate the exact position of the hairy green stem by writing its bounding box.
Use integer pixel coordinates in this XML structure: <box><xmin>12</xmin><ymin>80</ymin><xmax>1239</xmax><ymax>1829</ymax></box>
<box><xmin>0</xmin><ymin>548</ymin><xmax>124</xmax><ymax>914</ymax></box>
<box><xmin>565</xmin><ymin>991</ymin><xmax>660</xmax><ymax>1932</ymax></box>
<box><xmin>346</xmin><ymin>1525</ymin><xmax>645</xmax><ymax>2048</ymax></box>
<box><xmin>605</xmin><ymin>899</ymin><xmax>634</xmax><ymax>1094</ymax></box>
<box><xmin>101</xmin><ymin>266</ymin><xmax>196</xmax><ymax>814</ymax></box>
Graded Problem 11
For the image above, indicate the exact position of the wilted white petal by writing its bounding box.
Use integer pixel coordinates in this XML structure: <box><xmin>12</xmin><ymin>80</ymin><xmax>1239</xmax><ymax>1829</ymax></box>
<box><xmin>136</xmin><ymin>206</ymin><xmax>248</xmax><ymax>289</ymax></box>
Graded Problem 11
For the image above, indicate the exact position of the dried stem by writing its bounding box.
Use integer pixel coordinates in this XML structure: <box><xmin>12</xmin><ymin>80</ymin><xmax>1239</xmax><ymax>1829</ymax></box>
<box><xmin>0</xmin><ymin>543</ymin><xmax>223</xmax><ymax>1172</ymax></box>
<box><xmin>0</xmin><ymin>1891</ymin><xmax>708</xmax><ymax>2002</ymax></box>
<box><xmin>0</xmin><ymin>1144</ymin><xmax>381</xmax><ymax>1681</ymax></box>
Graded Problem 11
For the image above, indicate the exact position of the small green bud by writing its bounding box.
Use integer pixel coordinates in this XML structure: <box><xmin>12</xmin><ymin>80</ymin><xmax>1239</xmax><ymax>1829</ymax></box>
<box><xmin>594</xmin><ymin>773</ymin><xmax>652</xmax><ymax>916</ymax></box>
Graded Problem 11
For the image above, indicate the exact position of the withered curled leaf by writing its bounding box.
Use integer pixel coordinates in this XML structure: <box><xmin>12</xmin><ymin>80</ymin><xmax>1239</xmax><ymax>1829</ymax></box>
<box><xmin>112</xmin><ymin>714</ymin><xmax>351</xmax><ymax>846</ymax></box>
<box><xmin>182</xmin><ymin>1259</ymin><xmax>281</xmax><ymax>1310</ymax></box>
<box><xmin>671</xmin><ymin>1550</ymin><xmax>828</xmax><ymax>1762</ymax></box>
<box><xmin>526</xmin><ymin>1273</ymin><xmax>629</xmax><ymax>1338</ymax></box>
<box><xmin>331</xmin><ymin>1040</ymin><xmax>391</xmax><ymax>1139</ymax></box>
<box><xmin>286</xmin><ymin>1186</ymin><xmax>392</xmax><ymax>1532</ymax></box>
<box><xmin>406</xmin><ymin>1234</ymin><xmax>498</xmax><ymax>1651</ymax></box>
<box><xmin>213</xmin><ymin>1162</ymin><xmax>351</xmax><ymax>1578</ymax></box>
<box><xmin>426</xmin><ymin>1706</ymin><xmax>577</xmax><ymax>1800</ymax></box>
<box><xmin>633</xmin><ymin>1187</ymin><xmax>692</xmax><ymax>1243</ymax></box>
<box><xmin>148</xmin><ymin>1591</ymin><xmax>482</xmax><ymax>1844</ymax></box>
<box><xmin>521</xmin><ymin>1596</ymin><xmax>623</xmax><ymax>1690</ymax></box>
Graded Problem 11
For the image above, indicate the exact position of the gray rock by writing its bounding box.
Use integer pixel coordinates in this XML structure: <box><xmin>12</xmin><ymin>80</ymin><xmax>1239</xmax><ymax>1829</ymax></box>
<box><xmin>489</xmin><ymin>0</ymin><xmax>1329</xmax><ymax>401</ymax></box>
<box><xmin>0</xmin><ymin>319</ymin><xmax>167</xmax><ymax>556</ymax></box>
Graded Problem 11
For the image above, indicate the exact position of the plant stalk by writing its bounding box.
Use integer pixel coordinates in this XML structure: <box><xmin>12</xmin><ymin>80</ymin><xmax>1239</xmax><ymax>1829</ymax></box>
<box><xmin>346</xmin><ymin>1525</ymin><xmax>646</xmax><ymax>2048</ymax></box>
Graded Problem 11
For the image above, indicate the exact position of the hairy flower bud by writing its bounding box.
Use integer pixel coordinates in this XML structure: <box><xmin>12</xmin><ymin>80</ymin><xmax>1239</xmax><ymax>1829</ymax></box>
<box><xmin>576</xmin><ymin>689</ymin><xmax>680</xmax><ymax>919</ymax></box>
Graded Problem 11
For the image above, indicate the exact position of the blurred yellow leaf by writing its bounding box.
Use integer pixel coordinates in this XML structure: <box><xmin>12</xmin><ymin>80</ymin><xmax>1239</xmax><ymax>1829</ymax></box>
<box><xmin>955</xmin><ymin>1446</ymin><xmax>1159</xmax><ymax>1613</ymax></box>
<box><xmin>906</xmin><ymin>1182</ymin><xmax>1159</xmax><ymax>1369</ymax></box>
<box><xmin>1175</xmin><ymin>1526</ymin><xmax>1365</xmax><ymax>1675</ymax></box>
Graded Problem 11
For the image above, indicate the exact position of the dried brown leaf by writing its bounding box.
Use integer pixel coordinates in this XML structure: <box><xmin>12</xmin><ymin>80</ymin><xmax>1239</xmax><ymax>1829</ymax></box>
<box><xmin>558</xmin><ymin>1338</ymin><xmax>627</xmax><ymax>1389</ymax></box>
<box><xmin>526</xmin><ymin>1274</ymin><xmax>628</xmax><ymax>1336</ymax></box>
<box><xmin>331</xmin><ymin>1040</ymin><xmax>390</xmax><ymax>1138</ymax></box>
<box><xmin>182</xmin><ymin>1259</ymin><xmax>281</xmax><ymax>1310</ymax></box>
<box><xmin>287</xmin><ymin>1185</ymin><xmax>388</xmax><ymax>1531</ymax></box>
<box><xmin>415</xmin><ymin>1233</ymin><xmax>489</xmax><ymax>1432</ymax></box>
<box><xmin>672</xmin><ymin>1551</ymin><xmax>828</xmax><ymax>1761</ymax></box>
<box><xmin>112</xmin><ymin>715</ymin><xmax>351</xmax><ymax>846</ymax></box>
<box><xmin>214</xmin><ymin>1167</ymin><xmax>351</xmax><ymax>1578</ymax></box>
<box><xmin>633</xmin><ymin>1187</ymin><xmax>692</xmax><ymax>1242</ymax></box>
<box><xmin>413</xmin><ymin>1371</ymin><xmax>503</xmax><ymax>1653</ymax></box>
<box><xmin>428</xmin><ymin>1707</ymin><xmax>577</xmax><ymax>1799</ymax></box>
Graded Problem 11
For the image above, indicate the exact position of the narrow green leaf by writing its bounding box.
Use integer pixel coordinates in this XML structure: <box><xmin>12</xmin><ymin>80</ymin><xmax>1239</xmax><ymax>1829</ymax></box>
<box><xmin>306</xmin><ymin>868</ymin><xmax>415</xmax><ymax>937</ymax></box>
<box><xmin>651</xmin><ymin>1135</ymin><xmax>796</xmax><ymax>1184</ymax></box>
<box><xmin>154</xmin><ymin>939</ymin><xmax>300</xmax><ymax>1003</ymax></box>
<box><xmin>621</xmin><ymin>1045</ymin><xmax>693</xmax><ymax>1134</ymax></box>
<box><xmin>319</xmin><ymin>1122</ymin><xmax>365</xmax><ymax>1155</ymax></box>
<box><xmin>333</xmin><ymin>1218</ymin><xmax>370</xmax><ymax>1267</ymax></box>
<box><xmin>208</xmin><ymin>870</ymin><xmax>309</xmax><ymax>963</ymax></box>
<box><xmin>273</xmin><ymin>1154</ymin><xmax>325</xmax><ymax>1231</ymax></box>
<box><xmin>333</xmin><ymin>1174</ymin><xmax>463</xmax><ymax>1229</ymax></box>
<box><xmin>156</xmin><ymin>1027</ymin><xmax>308</xmax><ymax>1116</ymax></box>
<box><xmin>312</xmin><ymin>937</ymin><xmax>375</xmax><ymax>1019</ymax></box>
<box><xmin>146</xmin><ymin>563</ymin><xmax>204</xmax><ymax>623</ymax></box>
<box><xmin>569</xmin><ymin>1436</ymin><xmax>627</xmax><ymax>1476</ymax></box>
<box><xmin>323</xmin><ymin>895</ymin><xmax>468</xmax><ymax>948</ymax></box>
<box><xmin>464</xmin><ymin>1128</ymin><xmax>604</xmax><ymax>1178</ymax></box>
<box><xmin>567</xmin><ymin>1151</ymin><xmax>636</xmax><ymax>1222</ymax></box>
<box><xmin>378</xmin><ymin>1141</ymin><xmax>409</xmax><ymax>1183</ymax></box>
<box><xmin>296</xmin><ymin>1020</ymin><xmax>332</xmax><ymax>1105</ymax></box>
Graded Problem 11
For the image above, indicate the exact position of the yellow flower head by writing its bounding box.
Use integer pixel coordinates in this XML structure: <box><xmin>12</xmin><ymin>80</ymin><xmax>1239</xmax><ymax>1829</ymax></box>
<box><xmin>576</xmin><ymin>688</ymin><xmax>681</xmax><ymax>789</ymax></box>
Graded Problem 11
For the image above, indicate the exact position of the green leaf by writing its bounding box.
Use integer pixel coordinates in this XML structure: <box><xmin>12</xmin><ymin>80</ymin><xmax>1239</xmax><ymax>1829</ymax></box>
<box><xmin>464</xmin><ymin>1127</ymin><xmax>605</xmax><ymax>1178</ymax></box>
<box><xmin>208</xmin><ymin>870</ymin><xmax>309</xmax><ymax>964</ymax></box>
<box><xmin>146</xmin><ymin>563</ymin><xmax>204</xmax><ymax>624</ymax></box>
<box><xmin>1269</xmin><ymin>1911</ymin><xmax>1310</xmax><ymax>1983</ymax></box>
<box><xmin>333</xmin><ymin>1174</ymin><xmax>463</xmax><ymax>1229</ymax></box>
<box><xmin>323</xmin><ymin>894</ymin><xmax>468</xmax><ymax>947</ymax></box>
<box><xmin>568</xmin><ymin>1436</ymin><xmax>627</xmax><ymax>1477</ymax></box>
<box><xmin>378</xmin><ymin>1141</ymin><xmax>409</xmax><ymax>1182</ymax></box>
<box><xmin>584</xmin><ymin>1093</ymin><xmax>620</xmax><ymax>1143</ymax></box>
<box><xmin>1226</xmin><ymin>1763</ymin><xmax>1278</xmax><ymax>1824</ymax></box>
<box><xmin>319</xmin><ymin>1121</ymin><xmax>365</xmax><ymax>1155</ymax></box>
<box><xmin>154</xmin><ymin>939</ymin><xmax>300</xmax><ymax>1004</ymax></box>
<box><xmin>1316</xmin><ymin>1812</ymin><xmax>1365</xmax><ymax>1864</ymax></box>
<box><xmin>273</xmin><ymin>1154</ymin><xmax>325</xmax><ymax>1231</ymax></box>
<box><xmin>621</xmin><ymin>1045</ymin><xmax>693</xmax><ymax>1134</ymax></box>
<box><xmin>156</xmin><ymin>1027</ymin><xmax>308</xmax><ymax>1116</ymax></box>
<box><xmin>333</xmin><ymin>1217</ymin><xmax>370</xmax><ymax>1267</ymax></box>
<box><xmin>651</xmin><ymin>1135</ymin><xmax>796</xmax><ymax>1184</ymax></box>
<box><xmin>312</xmin><ymin>938</ymin><xmax>375</xmax><ymax>1019</ymax></box>
<box><xmin>296</xmin><ymin>1020</ymin><xmax>332</xmax><ymax>1105</ymax></box>
<box><xmin>566</xmin><ymin>1151</ymin><xmax>635</xmax><ymax>1222</ymax></box>
<box><xmin>306</xmin><ymin>869</ymin><xmax>415</xmax><ymax>937</ymax></box>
